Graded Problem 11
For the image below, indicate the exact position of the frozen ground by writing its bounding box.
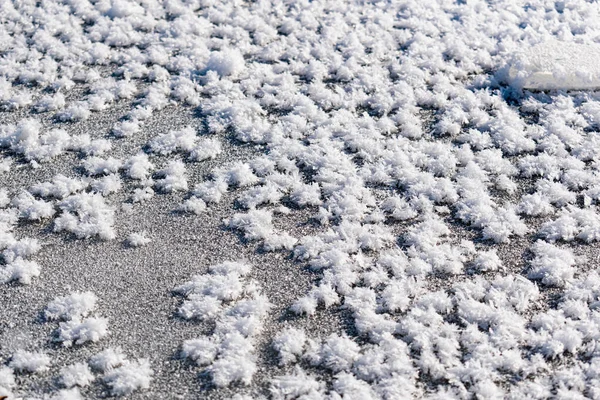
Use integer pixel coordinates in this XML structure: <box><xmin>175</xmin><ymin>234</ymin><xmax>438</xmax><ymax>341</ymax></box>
<box><xmin>2</xmin><ymin>0</ymin><xmax>600</xmax><ymax>399</ymax></box>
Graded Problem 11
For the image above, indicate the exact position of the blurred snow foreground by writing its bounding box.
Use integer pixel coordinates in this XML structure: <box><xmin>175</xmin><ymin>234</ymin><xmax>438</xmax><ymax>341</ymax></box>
<box><xmin>506</xmin><ymin>40</ymin><xmax>600</xmax><ymax>90</ymax></box>
<box><xmin>2</xmin><ymin>0</ymin><xmax>600</xmax><ymax>399</ymax></box>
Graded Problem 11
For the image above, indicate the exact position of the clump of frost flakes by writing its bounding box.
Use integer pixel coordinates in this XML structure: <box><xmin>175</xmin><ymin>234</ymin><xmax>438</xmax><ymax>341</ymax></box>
<box><xmin>206</xmin><ymin>50</ymin><xmax>245</xmax><ymax>77</ymax></box>
<box><xmin>192</xmin><ymin>178</ymin><xmax>229</xmax><ymax>204</ymax></box>
<box><xmin>272</xmin><ymin>327</ymin><xmax>307</xmax><ymax>366</ymax></box>
<box><xmin>123</xmin><ymin>153</ymin><xmax>154</xmax><ymax>180</ymax></box>
<box><xmin>89</xmin><ymin>347</ymin><xmax>127</xmax><ymax>372</ymax></box>
<box><xmin>189</xmin><ymin>137</ymin><xmax>222</xmax><ymax>161</ymax></box>
<box><xmin>148</xmin><ymin>126</ymin><xmax>197</xmax><ymax>155</ymax></box>
<box><xmin>269</xmin><ymin>367</ymin><xmax>323</xmax><ymax>399</ymax></box>
<box><xmin>45</xmin><ymin>291</ymin><xmax>97</xmax><ymax>321</ymax></box>
<box><xmin>178</xmin><ymin>197</ymin><xmax>207</xmax><ymax>214</ymax></box>
<box><xmin>0</xmin><ymin>257</ymin><xmax>41</xmax><ymax>285</ymax></box>
<box><xmin>112</xmin><ymin>119</ymin><xmax>140</xmax><ymax>138</ymax></box>
<box><xmin>220</xmin><ymin>162</ymin><xmax>259</xmax><ymax>188</ymax></box>
<box><xmin>0</xmin><ymin>119</ymin><xmax>70</xmax><ymax>162</ymax></box>
<box><xmin>53</xmin><ymin>193</ymin><xmax>116</xmax><ymax>240</ymax></box>
<box><xmin>33</xmin><ymin>93</ymin><xmax>66</xmax><ymax>113</ymax></box>
<box><xmin>11</xmin><ymin>191</ymin><xmax>55</xmax><ymax>221</ymax></box>
<box><xmin>0</xmin><ymin>189</ymin><xmax>9</xmax><ymax>208</ymax></box>
<box><xmin>538</xmin><ymin>208</ymin><xmax>600</xmax><ymax>243</ymax></box>
<box><xmin>225</xmin><ymin>209</ymin><xmax>297</xmax><ymax>251</ymax></box>
<box><xmin>9</xmin><ymin>350</ymin><xmax>51</xmax><ymax>373</ymax></box>
<box><xmin>81</xmin><ymin>156</ymin><xmax>122</xmax><ymax>176</ymax></box>
<box><xmin>473</xmin><ymin>249</ymin><xmax>503</xmax><ymax>272</ymax></box>
<box><xmin>127</xmin><ymin>232</ymin><xmax>151</xmax><ymax>247</ymax></box>
<box><xmin>0</xmin><ymin>212</ymin><xmax>42</xmax><ymax>285</ymax></box>
<box><xmin>154</xmin><ymin>160</ymin><xmax>187</xmax><ymax>193</ymax></box>
<box><xmin>56</xmin><ymin>317</ymin><xmax>109</xmax><ymax>347</ymax></box>
<box><xmin>528</xmin><ymin>240</ymin><xmax>578</xmax><ymax>287</ymax></box>
<box><xmin>59</xmin><ymin>363</ymin><xmax>94</xmax><ymax>388</ymax></box>
<box><xmin>102</xmin><ymin>359</ymin><xmax>153</xmax><ymax>396</ymax></box>
<box><xmin>45</xmin><ymin>292</ymin><xmax>109</xmax><ymax>347</ymax></box>
<box><xmin>91</xmin><ymin>174</ymin><xmax>122</xmax><ymax>196</ymax></box>
<box><xmin>175</xmin><ymin>261</ymin><xmax>270</xmax><ymax>387</ymax></box>
<box><xmin>30</xmin><ymin>175</ymin><xmax>87</xmax><ymax>199</ymax></box>
<box><xmin>131</xmin><ymin>187</ymin><xmax>154</xmax><ymax>203</ymax></box>
<box><xmin>0</xmin><ymin>119</ymin><xmax>111</xmax><ymax>162</ymax></box>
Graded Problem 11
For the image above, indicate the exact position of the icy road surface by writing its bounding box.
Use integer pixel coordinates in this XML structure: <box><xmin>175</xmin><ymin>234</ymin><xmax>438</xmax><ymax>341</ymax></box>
<box><xmin>2</xmin><ymin>0</ymin><xmax>600</xmax><ymax>399</ymax></box>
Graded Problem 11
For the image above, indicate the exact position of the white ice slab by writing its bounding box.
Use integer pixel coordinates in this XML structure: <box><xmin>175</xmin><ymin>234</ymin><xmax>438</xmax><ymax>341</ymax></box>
<box><xmin>507</xmin><ymin>40</ymin><xmax>600</xmax><ymax>90</ymax></box>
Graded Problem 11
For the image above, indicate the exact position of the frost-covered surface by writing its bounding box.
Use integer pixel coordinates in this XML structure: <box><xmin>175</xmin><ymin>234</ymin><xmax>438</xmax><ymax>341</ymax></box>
<box><xmin>3</xmin><ymin>0</ymin><xmax>600</xmax><ymax>398</ymax></box>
